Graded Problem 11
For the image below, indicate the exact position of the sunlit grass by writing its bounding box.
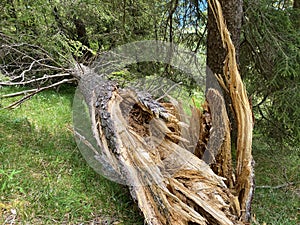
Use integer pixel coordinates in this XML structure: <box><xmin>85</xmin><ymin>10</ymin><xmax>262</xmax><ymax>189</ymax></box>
<box><xmin>0</xmin><ymin>87</ymin><xmax>299</xmax><ymax>224</ymax></box>
<box><xmin>0</xmin><ymin>87</ymin><xmax>143</xmax><ymax>224</ymax></box>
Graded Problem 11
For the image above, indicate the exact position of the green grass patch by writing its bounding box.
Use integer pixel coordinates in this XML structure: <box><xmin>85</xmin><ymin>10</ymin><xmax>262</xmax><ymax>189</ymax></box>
<box><xmin>0</xmin><ymin>87</ymin><xmax>143</xmax><ymax>224</ymax></box>
<box><xmin>1</xmin><ymin>87</ymin><xmax>299</xmax><ymax>224</ymax></box>
<box><xmin>251</xmin><ymin>135</ymin><xmax>300</xmax><ymax>224</ymax></box>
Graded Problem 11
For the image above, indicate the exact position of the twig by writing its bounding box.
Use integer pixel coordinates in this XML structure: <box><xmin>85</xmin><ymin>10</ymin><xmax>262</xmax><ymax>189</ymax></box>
<box><xmin>256</xmin><ymin>182</ymin><xmax>296</xmax><ymax>189</ymax></box>
<box><xmin>3</xmin><ymin>78</ymin><xmax>76</xmax><ymax>109</ymax></box>
<box><xmin>1</xmin><ymin>44</ymin><xmax>36</xmax><ymax>62</ymax></box>
<box><xmin>16</xmin><ymin>59</ymin><xmax>46</xmax><ymax>81</ymax></box>
<box><xmin>0</xmin><ymin>73</ymin><xmax>71</xmax><ymax>86</ymax></box>
<box><xmin>156</xmin><ymin>81</ymin><xmax>182</xmax><ymax>101</ymax></box>
<box><xmin>36</xmin><ymin>63</ymin><xmax>67</xmax><ymax>71</ymax></box>
<box><xmin>73</xmin><ymin>130</ymin><xmax>100</xmax><ymax>155</ymax></box>
<box><xmin>1</xmin><ymin>89</ymin><xmax>38</xmax><ymax>98</ymax></box>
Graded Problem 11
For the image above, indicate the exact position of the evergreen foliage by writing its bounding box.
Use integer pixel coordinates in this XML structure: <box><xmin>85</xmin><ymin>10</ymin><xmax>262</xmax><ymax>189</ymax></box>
<box><xmin>0</xmin><ymin>0</ymin><xmax>299</xmax><ymax>143</ymax></box>
<box><xmin>241</xmin><ymin>0</ymin><xmax>300</xmax><ymax>144</ymax></box>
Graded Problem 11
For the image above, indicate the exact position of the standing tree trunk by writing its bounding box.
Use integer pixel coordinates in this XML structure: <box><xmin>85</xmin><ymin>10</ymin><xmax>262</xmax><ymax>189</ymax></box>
<box><xmin>206</xmin><ymin>0</ymin><xmax>243</xmax><ymax>140</ymax></box>
<box><xmin>293</xmin><ymin>0</ymin><xmax>300</xmax><ymax>29</ymax></box>
<box><xmin>207</xmin><ymin>0</ymin><xmax>243</xmax><ymax>74</ymax></box>
<box><xmin>206</xmin><ymin>0</ymin><xmax>254</xmax><ymax>223</ymax></box>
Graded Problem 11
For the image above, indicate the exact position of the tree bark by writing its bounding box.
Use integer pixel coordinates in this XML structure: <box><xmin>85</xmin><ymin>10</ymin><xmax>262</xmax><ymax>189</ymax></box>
<box><xmin>206</xmin><ymin>0</ymin><xmax>243</xmax><ymax>108</ymax></box>
<box><xmin>206</xmin><ymin>0</ymin><xmax>254</xmax><ymax>222</ymax></box>
<box><xmin>207</xmin><ymin>0</ymin><xmax>243</xmax><ymax>76</ymax></box>
<box><xmin>0</xmin><ymin>0</ymin><xmax>255</xmax><ymax>222</ymax></box>
<box><xmin>294</xmin><ymin>0</ymin><xmax>300</xmax><ymax>9</ymax></box>
<box><xmin>73</xmin><ymin>1</ymin><xmax>255</xmax><ymax>219</ymax></box>
<box><xmin>293</xmin><ymin>0</ymin><xmax>300</xmax><ymax>29</ymax></box>
<box><xmin>206</xmin><ymin>0</ymin><xmax>243</xmax><ymax>142</ymax></box>
<box><xmin>74</xmin><ymin>69</ymin><xmax>245</xmax><ymax>225</ymax></box>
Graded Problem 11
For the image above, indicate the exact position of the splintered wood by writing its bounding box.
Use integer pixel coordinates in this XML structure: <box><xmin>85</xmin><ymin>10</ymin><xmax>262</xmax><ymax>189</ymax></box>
<box><xmin>74</xmin><ymin>0</ymin><xmax>254</xmax><ymax>224</ymax></box>
<box><xmin>89</xmin><ymin>83</ymin><xmax>243</xmax><ymax>225</ymax></box>
<box><xmin>208</xmin><ymin>0</ymin><xmax>255</xmax><ymax>221</ymax></box>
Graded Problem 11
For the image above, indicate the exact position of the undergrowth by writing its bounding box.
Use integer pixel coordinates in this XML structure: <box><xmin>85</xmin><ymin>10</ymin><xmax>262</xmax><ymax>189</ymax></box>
<box><xmin>0</xmin><ymin>87</ymin><xmax>143</xmax><ymax>225</ymax></box>
<box><xmin>0</xmin><ymin>87</ymin><xmax>299</xmax><ymax>224</ymax></box>
<box><xmin>251</xmin><ymin>135</ymin><xmax>299</xmax><ymax>225</ymax></box>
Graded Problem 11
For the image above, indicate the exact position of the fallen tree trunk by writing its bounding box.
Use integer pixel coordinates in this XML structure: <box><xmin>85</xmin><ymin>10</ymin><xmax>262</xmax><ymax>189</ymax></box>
<box><xmin>74</xmin><ymin>72</ymin><xmax>243</xmax><ymax>224</ymax></box>
<box><xmin>72</xmin><ymin>0</ymin><xmax>254</xmax><ymax>224</ymax></box>
<box><xmin>0</xmin><ymin>0</ymin><xmax>253</xmax><ymax>223</ymax></box>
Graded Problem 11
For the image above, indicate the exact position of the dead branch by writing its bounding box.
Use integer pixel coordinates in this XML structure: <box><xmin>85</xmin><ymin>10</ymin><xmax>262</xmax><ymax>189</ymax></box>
<box><xmin>1</xmin><ymin>89</ymin><xmax>38</xmax><ymax>98</ymax></box>
<box><xmin>156</xmin><ymin>82</ymin><xmax>183</xmax><ymax>101</ymax></box>
<box><xmin>3</xmin><ymin>78</ymin><xmax>76</xmax><ymax>109</ymax></box>
<box><xmin>0</xmin><ymin>35</ymin><xmax>69</xmax><ymax>81</ymax></box>
<box><xmin>19</xmin><ymin>59</ymin><xmax>46</xmax><ymax>82</ymax></box>
<box><xmin>0</xmin><ymin>33</ymin><xmax>75</xmax><ymax>108</ymax></box>
<box><xmin>0</xmin><ymin>73</ymin><xmax>71</xmax><ymax>86</ymax></box>
<box><xmin>256</xmin><ymin>182</ymin><xmax>297</xmax><ymax>189</ymax></box>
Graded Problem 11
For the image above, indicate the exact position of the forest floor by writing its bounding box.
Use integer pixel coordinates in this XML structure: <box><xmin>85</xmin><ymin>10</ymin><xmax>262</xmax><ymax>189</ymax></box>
<box><xmin>0</xmin><ymin>88</ymin><xmax>299</xmax><ymax>225</ymax></box>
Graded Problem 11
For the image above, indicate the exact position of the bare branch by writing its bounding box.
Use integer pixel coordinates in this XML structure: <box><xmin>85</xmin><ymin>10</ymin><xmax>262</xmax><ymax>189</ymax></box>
<box><xmin>256</xmin><ymin>182</ymin><xmax>297</xmax><ymax>189</ymax></box>
<box><xmin>3</xmin><ymin>78</ymin><xmax>76</xmax><ymax>109</ymax></box>
<box><xmin>1</xmin><ymin>89</ymin><xmax>38</xmax><ymax>98</ymax></box>
<box><xmin>15</xmin><ymin>59</ymin><xmax>48</xmax><ymax>82</ymax></box>
<box><xmin>156</xmin><ymin>81</ymin><xmax>182</xmax><ymax>101</ymax></box>
<box><xmin>0</xmin><ymin>73</ymin><xmax>71</xmax><ymax>86</ymax></box>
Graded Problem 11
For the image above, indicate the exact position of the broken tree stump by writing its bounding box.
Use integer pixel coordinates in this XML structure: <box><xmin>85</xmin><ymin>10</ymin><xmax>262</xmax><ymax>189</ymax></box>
<box><xmin>74</xmin><ymin>72</ymin><xmax>244</xmax><ymax>224</ymax></box>
<box><xmin>72</xmin><ymin>0</ymin><xmax>254</xmax><ymax>224</ymax></box>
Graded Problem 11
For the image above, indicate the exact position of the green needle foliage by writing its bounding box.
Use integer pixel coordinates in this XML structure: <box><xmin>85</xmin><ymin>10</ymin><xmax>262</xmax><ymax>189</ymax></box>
<box><xmin>1</xmin><ymin>0</ymin><xmax>298</xmax><ymax>144</ymax></box>
<box><xmin>241</xmin><ymin>0</ymin><xmax>300</xmax><ymax>144</ymax></box>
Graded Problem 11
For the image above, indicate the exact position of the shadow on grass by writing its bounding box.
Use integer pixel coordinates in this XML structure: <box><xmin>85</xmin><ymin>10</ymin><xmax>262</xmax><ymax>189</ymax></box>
<box><xmin>0</xmin><ymin>88</ymin><xmax>143</xmax><ymax>225</ymax></box>
<box><xmin>2</xmin><ymin>88</ymin><xmax>298</xmax><ymax>224</ymax></box>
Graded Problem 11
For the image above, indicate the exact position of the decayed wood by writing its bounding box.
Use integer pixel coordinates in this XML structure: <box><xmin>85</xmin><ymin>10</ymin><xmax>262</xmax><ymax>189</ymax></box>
<box><xmin>73</xmin><ymin>0</ymin><xmax>254</xmax><ymax>223</ymax></box>
<box><xmin>78</xmin><ymin>81</ymin><xmax>243</xmax><ymax>224</ymax></box>
<box><xmin>205</xmin><ymin>88</ymin><xmax>233</xmax><ymax>189</ymax></box>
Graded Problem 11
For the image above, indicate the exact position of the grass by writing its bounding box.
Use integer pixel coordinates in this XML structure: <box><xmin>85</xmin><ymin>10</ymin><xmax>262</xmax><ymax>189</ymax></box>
<box><xmin>0</xmin><ymin>87</ymin><xmax>299</xmax><ymax>224</ymax></box>
<box><xmin>0</xmin><ymin>87</ymin><xmax>143</xmax><ymax>224</ymax></box>
<box><xmin>251</xmin><ymin>136</ymin><xmax>300</xmax><ymax>225</ymax></box>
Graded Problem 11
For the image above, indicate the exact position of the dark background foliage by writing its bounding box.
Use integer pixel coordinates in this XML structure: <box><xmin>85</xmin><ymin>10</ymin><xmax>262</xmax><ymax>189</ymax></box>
<box><xmin>1</xmin><ymin>0</ymin><xmax>298</xmax><ymax>144</ymax></box>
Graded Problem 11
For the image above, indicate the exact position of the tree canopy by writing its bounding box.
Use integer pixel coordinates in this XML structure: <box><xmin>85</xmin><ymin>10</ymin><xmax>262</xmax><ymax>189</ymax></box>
<box><xmin>1</xmin><ymin>0</ymin><xmax>299</xmax><ymax>144</ymax></box>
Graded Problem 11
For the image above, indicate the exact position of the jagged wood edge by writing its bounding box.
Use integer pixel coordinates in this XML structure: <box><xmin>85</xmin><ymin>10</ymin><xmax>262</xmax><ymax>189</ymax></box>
<box><xmin>208</xmin><ymin>0</ymin><xmax>255</xmax><ymax>221</ymax></box>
